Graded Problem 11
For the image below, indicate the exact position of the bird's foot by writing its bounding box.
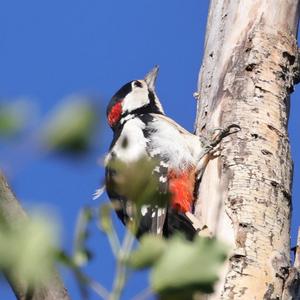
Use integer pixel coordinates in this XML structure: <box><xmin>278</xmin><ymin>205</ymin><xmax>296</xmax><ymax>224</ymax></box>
<box><xmin>209</xmin><ymin>124</ymin><xmax>241</xmax><ymax>147</ymax></box>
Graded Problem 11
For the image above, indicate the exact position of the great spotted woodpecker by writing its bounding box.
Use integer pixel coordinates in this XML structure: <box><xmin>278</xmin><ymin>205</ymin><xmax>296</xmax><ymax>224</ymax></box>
<box><xmin>104</xmin><ymin>66</ymin><xmax>238</xmax><ymax>239</ymax></box>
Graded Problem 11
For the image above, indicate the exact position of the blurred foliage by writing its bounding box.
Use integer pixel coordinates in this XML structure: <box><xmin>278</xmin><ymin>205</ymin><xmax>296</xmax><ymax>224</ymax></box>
<box><xmin>128</xmin><ymin>234</ymin><xmax>167</xmax><ymax>269</ymax></box>
<box><xmin>152</xmin><ymin>236</ymin><xmax>227</xmax><ymax>297</ymax></box>
<box><xmin>91</xmin><ymin>157</ymin><xmax>228</xmax><ymax>299</ymax></box>
<box><xmin>107</xmin><ymin>157</ymin><xmax>170</xmax><ymax>231</ymax></box>
<box><xmin>103</xmin><ymin>157</ymin><xmax>228</xmax><ymax>299</ymax></box>
<box><xmin>0</xmin><ymin>99</ymin><xmax>36</xmax><ymax>138</ymax></box>
<box><xmin>129</xmin><ymin>235</ymin><xmax>228</xmax><ymax>298</ymax></box>
<box><xmin>73</xmin><ymin>207</ymin><xmax>93</xmax><ymax>267</ymax></box>
<box><xmin>41</xmin><ymin>96</ymin><xmax>99</xmax><ymax>154</ymax></box>
<box><xmin>69</xmin><ymin>202</ymin><xmax>228</xmax><ymax>300</ymax></box>
<box><xmin>99</xmin><ymin>203</ymin><xmax>114</xmax><ymax>234</ymax></box>
<box><xmin>0</xmin><ymin>97</ymin><xmax>228</xmax><ymax>299</ymax></box>
<box><xmin>0</xmin><ymin>213</ymin><xmax>59</xmax><ymax>286</ymax></box>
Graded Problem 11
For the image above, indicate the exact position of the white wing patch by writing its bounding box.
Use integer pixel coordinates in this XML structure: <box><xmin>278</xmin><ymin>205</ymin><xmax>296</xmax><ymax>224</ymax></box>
<box><xmin>159</xmin><ymin>175</ymin><xmax>167</xmax><ymax>183</ymax></box>
<box><xmin>150</xmin><ymin>114</ymin><xmax>205</xmax><ymax>164</ymax></box>
<box><xmin>151</xmin><ymin>209</ymin><xmax>164</xmax><ymax>218</ymax></box>
<box><xmin>147</xmin><ymin>116</ymin><xmax>198</xmax><ymax>171</ymax></box>
<box><xmin>154</xmin><ymin>166</ymin><xmax>160</xmax><ymax>172</ymax></box>
<box><xmin>160</xmin><ymin>161</ymin><xmax>168</xmax><ymax>168</ymax></box>
<box><xmin>151</xmin><ymin>207</ymin><xmax>166</xmax><ymax>235</ymax></box>
<box><xmin>141</xmin><ymin>205</ymin><xmax>150</xmax><ymax>216</ymax></box>
<box><xmin>140</xmin><ymin>205</ymin><xmax>166</xmax><ymax>235</ymax></box>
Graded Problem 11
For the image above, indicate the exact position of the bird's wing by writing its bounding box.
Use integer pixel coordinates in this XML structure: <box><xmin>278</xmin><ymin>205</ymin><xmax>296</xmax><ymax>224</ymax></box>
<box><xmin>140</xmin><ymin>114</ymin><xmax>200</xmax><ymax>239</ymax></box>
<box><xmin>136</xmin><ymin>205</ymin><xmax>166</xmax><ymax>238</ymax></box>
<box><xmin>150</xmin><ymin>113</ymin><xmax>194</xmax><ymax>136</ymax></box>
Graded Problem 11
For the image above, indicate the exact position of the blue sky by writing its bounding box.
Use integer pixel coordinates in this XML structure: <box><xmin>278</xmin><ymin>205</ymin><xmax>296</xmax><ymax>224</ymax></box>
<box><xmin>0</xmin><ymin>1</ymin><xmax>299</xmax><ymax>299</ymax></box>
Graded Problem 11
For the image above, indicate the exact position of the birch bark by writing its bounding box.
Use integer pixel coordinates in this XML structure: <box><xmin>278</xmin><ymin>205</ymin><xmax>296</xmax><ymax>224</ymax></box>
<box><xmin>194</xmin><ymin>1</ymin><xmax>300</xmax><ymax>298</ymax></box>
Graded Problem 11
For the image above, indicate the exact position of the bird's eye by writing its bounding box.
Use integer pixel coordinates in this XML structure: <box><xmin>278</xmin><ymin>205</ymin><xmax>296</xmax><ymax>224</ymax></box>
<box><xmin>134</xmin><ymin>81</ymin><xmax>143</xmax><ymax>88</ymax></box>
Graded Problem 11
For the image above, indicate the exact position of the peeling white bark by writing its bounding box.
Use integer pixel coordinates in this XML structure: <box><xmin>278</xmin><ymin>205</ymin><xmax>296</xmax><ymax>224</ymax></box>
<box><xmin>282</xmin><ymin>228</ymin><xmax>300</xmax><ymax>299</ymax></box>
<box><xmin>194</xmin><ymin>1</ymin><xmax>300</xmax><ymax>299</ymax></box>
<box><xmin>295</xmin><ymin>228</ymin><xmax>300</xmax><ymax>269</ymax></box>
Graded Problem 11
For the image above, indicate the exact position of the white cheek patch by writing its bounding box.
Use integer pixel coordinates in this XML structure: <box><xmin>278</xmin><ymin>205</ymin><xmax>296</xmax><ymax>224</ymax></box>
<box><xmin>122</xmin><ymin>87</ymin><xmax>149</xmax><ymax>113</ymax></box>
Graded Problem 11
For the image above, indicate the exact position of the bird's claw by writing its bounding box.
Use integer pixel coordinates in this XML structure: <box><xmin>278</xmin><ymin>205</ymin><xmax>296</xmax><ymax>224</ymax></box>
<box><xmin>209</xmin><ymin>144</ymin><xmax>221</xmax><ymax>158</ymax></box>
<box><xmin>210</xmin><ymin>124</ymin><xmax>240</xmax><ymax>147</ymax></box>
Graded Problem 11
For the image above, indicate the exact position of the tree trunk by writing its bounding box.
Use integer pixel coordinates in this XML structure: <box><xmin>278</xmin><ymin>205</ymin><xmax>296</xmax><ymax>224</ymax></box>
<box><xmin>0</xmin><ymin>172</ymin><xmax>70</xmax><ymax>300</ymax></box>
<box><xmin>194</xmin><ymin>1</ymin><xmax>300</xmax><ymax>299</ymax></box>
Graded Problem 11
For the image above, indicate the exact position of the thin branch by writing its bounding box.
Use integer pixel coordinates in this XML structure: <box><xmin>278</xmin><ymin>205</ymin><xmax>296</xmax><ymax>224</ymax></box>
<box><xmin>0</xmin><ymin>171</ymin><xmax>70</xmax><ymax>300</ymax></box>
<box><xmin>109</xmin><ymin>230</ymin><xmax>135</xmax><ymax>300</ymax></box>
<box><xmin>97</xmin><ymin>219</ymin><xmax>121</xmax><ymax>258</ymax></box>
<box><xmin>88</xmin><ymin>278</ymin><xmax>110</xmax><ymax>300</ymax></box>
<box><xmin>107</xmin><ymin>227</ymin><xmax>122</xmax><ymax>258</ymax></box>
<box><xmin>131</xmin><ymin>287</ymin><xmax>153</xmax><ymax>300</ymax></box>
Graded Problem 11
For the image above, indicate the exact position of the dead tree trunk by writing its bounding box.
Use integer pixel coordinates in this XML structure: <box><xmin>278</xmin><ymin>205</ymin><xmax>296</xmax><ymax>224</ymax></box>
<box><xmin>194</xmin><ymin>1</ymin><xmax>300</xmax><ymax>299</ymax></box>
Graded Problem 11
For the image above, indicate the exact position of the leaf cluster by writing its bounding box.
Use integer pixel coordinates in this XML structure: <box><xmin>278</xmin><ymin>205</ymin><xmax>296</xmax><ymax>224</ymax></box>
<box><xmin>0</xmin><ymin>100</ymin><xmax>34</xmax><ymax>138</ymax></box>
<box><xmin>0</xmin><ymin>213</ymin><xmax>59</xmax><ymax>286</ymax></box>
<box><xmin>129</xmin><ymin>234</ymin><xmax>228</xmax><ymax>299</ymax></box>
<box><xmin>106</xmin><ymin>157</ymin><xmax>170</xmax><ymax>232</ymax></box>
<box><xmin>42</xmin><ymin>98</ymin><xmax>98</xmax><ymax>154</ymax></box>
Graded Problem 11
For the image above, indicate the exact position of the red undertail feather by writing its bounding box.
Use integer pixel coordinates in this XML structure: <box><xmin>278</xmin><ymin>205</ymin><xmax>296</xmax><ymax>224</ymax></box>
<box><xmin>168</xmin><ymin>169</ymin><xmax>195</xmax><ymax>213</ymax></box>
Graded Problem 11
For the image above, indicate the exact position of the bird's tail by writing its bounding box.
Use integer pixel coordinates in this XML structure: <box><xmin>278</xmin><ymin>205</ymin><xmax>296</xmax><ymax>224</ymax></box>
<box><xmin>136</xmin><ymin>206</ymin><xmax>166</xmax><ymax>239</ymax></box>
<box><xmin>163</xmin><ymin>209</ymin><xmax>203</xmax><ymax>240</ymax></box>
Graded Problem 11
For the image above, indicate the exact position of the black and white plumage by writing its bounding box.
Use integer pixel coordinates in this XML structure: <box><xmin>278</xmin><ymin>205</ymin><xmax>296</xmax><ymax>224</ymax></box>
<box><xmin>104</xmin><ymin>66</ymin><xmax>236</xmax><ymax>239</ymax></box>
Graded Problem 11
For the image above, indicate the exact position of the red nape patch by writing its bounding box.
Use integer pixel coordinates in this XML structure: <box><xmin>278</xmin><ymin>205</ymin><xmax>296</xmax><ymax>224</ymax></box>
<box><xmin>108</xmin><ymin>101</ymin><xmax>123</xmax><ymax>127</ymax></box>
<box><xmin>168</xmin><ymin>170</ymin><xmax>195</xmax><ymax>213</ymax></box>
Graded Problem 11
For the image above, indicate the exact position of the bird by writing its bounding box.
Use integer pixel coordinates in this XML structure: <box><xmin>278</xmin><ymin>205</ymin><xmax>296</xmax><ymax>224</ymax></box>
<box><xmin>103</xmin><ymin>66</ymin><xmax>239</xmax><ymax>240</ymax></box>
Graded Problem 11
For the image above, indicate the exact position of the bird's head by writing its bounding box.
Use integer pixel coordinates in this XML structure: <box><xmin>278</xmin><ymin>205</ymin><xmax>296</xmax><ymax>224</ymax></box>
<box><xmin>106</xmin><ymin>66</ymin><xmax>164</xmax><ymax>129</ymax></box>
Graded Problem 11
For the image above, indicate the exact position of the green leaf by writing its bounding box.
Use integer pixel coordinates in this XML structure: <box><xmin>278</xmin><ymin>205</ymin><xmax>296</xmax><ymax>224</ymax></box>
<box><xmin>0</xmin><ymin>100</ymin><xmax>36</xmax><ymax>138</ymax></box>
<box><xmin>106</xmin><ymin>157</ymin><xmax>170</xmax><ymax>234</ymax></box>
<box><xmin>0</xmin><ymin>214</ymin><xmax>59</xmax><ymax>285</ymax></box>
<box><xmin>107</xmin><ymin>157</ymin><xmax>170</xmax><ymax>210</ymax></box>
<box><xmin>41</xmin><ymin>96</ymin><xmax>99</xmax><ymax>154</ymax></box>
<box><xmin>73</xmin><ymin>249</ymin><xmax>92</xmax><ymax>267</ymax></box>
<box><xmin>128</xmin><ymin>234</ymin><xmax>167</xmax><ymax>269</ymax></box>
<box><xmin>151</xmin><ymin>236</ymin><xmax>228</xmax><ymax>295</ymax></box>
